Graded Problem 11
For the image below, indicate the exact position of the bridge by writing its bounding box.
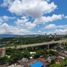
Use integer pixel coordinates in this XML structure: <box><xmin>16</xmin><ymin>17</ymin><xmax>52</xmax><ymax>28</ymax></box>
<box><xmin>0</xmin><ymin>39</ymin><xmax>67</xmax><ymax>57</ymax></box>
<box><xmin>5</xmin><ymin>39</ymin><xmax>67</xmax><ymax>49</ymax></box>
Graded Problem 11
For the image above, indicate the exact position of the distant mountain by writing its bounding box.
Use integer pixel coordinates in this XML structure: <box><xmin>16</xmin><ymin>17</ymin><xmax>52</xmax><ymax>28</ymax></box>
<box><xmin>0</xmin><ymin>34</ymin><xmax>39</xmax><ymax>38</ymax></box>
<box><xmin>0</xmin><ymin>34</ymin><xmax>18</xmax><ymax>38</ymax></box>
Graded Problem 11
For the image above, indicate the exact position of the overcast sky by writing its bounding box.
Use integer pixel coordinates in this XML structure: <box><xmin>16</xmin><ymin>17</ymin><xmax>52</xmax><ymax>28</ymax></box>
<box><xmin>0</xmin><ymin>0</ymin><xmax>67</xmax><ymax>35</ymax></box>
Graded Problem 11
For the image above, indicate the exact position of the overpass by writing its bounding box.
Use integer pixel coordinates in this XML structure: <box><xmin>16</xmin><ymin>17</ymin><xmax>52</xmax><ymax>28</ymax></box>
<box><xmin>0</xmin><ymin>39</ymin><xmax>67</xmax><ymax>57</ymax></box>
<box><xmin>4</xmin><ymin>39</ymin><xmax>67</xmax><ymax>49</ymax></box>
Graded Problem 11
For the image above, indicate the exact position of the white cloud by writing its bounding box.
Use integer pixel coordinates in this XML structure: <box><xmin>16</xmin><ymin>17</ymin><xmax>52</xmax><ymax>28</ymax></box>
<box><xmin>45</xmin><ymin>24</ymin><xmax>67</xmax><ymax>29</ymax></box>
<box><xmin>34</xmin><ymin>14</ymin><xmax>64</xmax><ymax>24</ymax></box>
<box><xmin>48</xmin><ymin>29</ymin><xmax>67</xmax><ymax>35</ymax></box>
<box><xmin>55</xmin><ymin>29</ymin><xmax>67</xmax><ymax>35</ymax></box>
<box><xmin>0</xmin><ymin>16</ymin><xmax>15</xmax><ymax>24</ymax></box>
<box><xmin>44</xmin><ymin>24</ymin><xmax>67</xmax><ymax>35</ymax></box>
<box><xmin>0</xmin><ymin>0</ymin><xmax>67</xmax><ymax>35</ymax></box>
<box><xmin>0</xmin><ymin>16</ymin><xmax>36</xmax><ymax>35</ymax></box>
<box><xmin>25</xmin><ymin>22</ymin><xmax>36</xmax><ymax>29</ymax></box>
<box><xmin>16</xmin><ymin>16</ymin><xmax>36</xmax><ymax>29</ymax></box>
<box><xmin>16</xmin><ymin>17</ymin><xmax>28</xmax><ymax>25</ymax></box>
<box><xmin>0</xmin><ymin>23</ymin><xmax>32</xmax><ymax>35</ymax></box>
<box><xmin>0</xmin><ymin>22</ymin><xmax>67</xmax><ymax>35</ymax></box>
<box><xmin>1</xmin><ymin>0</ymin><xmax>14</xmax><ymax>7</ymax></box>
<box><xmin>7</xmin><ymin>0</ymin><xmax>57</xmax><ymax>18</ymax></box>
<box><xmin>0</xmin><ymin>16</ymin><xmax>8</xmax><ymax>24</ymax></box>
<box><xmin>45</xmin><ymin>24</ymin><xmax>56</xmax><ymax>29</ymax></box>
<box><xmin>0</xmin><ymin>23</ymin><xmax>9</xmax><ymax>34</ymax></box>
<box><xmin>64</xmin><ymin>16</ymin><xmax>67</xmax><ymax>18</ymax></box>
<box><xmin>0</xmin><ymin>19</ymin><xmax>3</xmax><ymax>25</ymax></box>
<box><xmin>10</xmin><ymin>27</ymin><xmax>30</xmax><ymax>35</ymax></box>
<box><xmin>0</xmin><ymin>15</ymin><xmax>65</xmax><ymax>35</ymax></box>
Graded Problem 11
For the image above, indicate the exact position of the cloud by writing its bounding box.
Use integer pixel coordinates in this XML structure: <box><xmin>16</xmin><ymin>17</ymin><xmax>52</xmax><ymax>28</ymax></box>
<box><xmin>0</xmin><ymin>14</ymin><xmax>65</xmax><ymax>35</ymax></box>
<box><xmin>0</xmin><ymin>16</ymin><xmax>15</xmax><ymax>24</ymax></box>
<box><xmin>45</xmin><ymin>24</ymin><xmax>67</xmax><ymax>29</ymax></box>
<box><xmin>45</xmin><ymin>24</ymin><xmax>56</xmax><ymax>29</ymax></box>
<box><xmin>44</xmin><ymin>24</ymin><xmax>67</xmax><ymax>35</ymax></box>
<box><xmin>10</xmin><ymin>28</ymin><xmax>31</xmax><ymax>35</ymax></box>
<box><xmin>0</xmin><ymin>23</ymin><xmax>31</xmax><ymax>35</ymax></box>
<box><xmin>34</xmin><ymin>14</ymin><xmax>64</xmax><ymax>24</ymax></box>
<box><xmin>16</xmin><ymin>16</ymin><xmax>28</xmax><ymax>25</ymax></box>
<box><xmin>0</xmin><ymin>16</ymin><xmax>36</xmax><ymax>35</ymax></box>
<box><xmin>16</xmin><ymin>16</ymin><xmax>36</xmax><ymax>29</ymax></box>
<box><xmin>64</xmin><ymin>16</ymin><xmax>67</xmax><ymax>18</ymax></box>
<box><xmin>47</xmin><ymin>29</ymin><xmax>67</xmax><ymax>35</ymax></box>
<box><xmin>3</xmin><ymin>0</ymin><xmax>57</xmax><ymax>18</ymax></box>
<box><xmin>16</xmin><ymin>14</ymin><xmax>64</xmax><ymax>27</ymax></box>
<box><xmin>0</xmin><ymin>0</ymin><xmax>67</xmax><ymax>35</ymax></box>
<box><xmin>0</xmin><ymin>0</ymin><xmax>14</xmax><ymax>7</ymax></box>
<box><xmin>0</xmin><ymin>16</ymin><xmax>9</xmax><ymax>24</ymax></box>
<box><xmin>0</xmin><ymin>23</ymin><xmax>9</xmax><ymax>34</ymax></box>
<box><xmin>55</xmin><ymin>29</ymin><xmax>67</xmax><ymax>35</ymax></box>
<box><xmin>0</xmin><ymin>22</ymin><xmax>67</xmax><ymax>35</ymax></box>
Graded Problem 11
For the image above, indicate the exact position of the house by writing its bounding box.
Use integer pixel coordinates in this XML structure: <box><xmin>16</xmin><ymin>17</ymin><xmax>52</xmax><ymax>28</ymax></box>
<box><xmin>0</xmin><ymin>48</ymin><xmax>6</xmax><ymax>57</ymax></box>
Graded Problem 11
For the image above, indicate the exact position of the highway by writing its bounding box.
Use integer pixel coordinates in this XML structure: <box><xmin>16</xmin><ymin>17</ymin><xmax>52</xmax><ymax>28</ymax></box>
<box><xmin>3</xmin><ymin>39</ymin><xmax>67</xmax><ymax>49</ymax></box>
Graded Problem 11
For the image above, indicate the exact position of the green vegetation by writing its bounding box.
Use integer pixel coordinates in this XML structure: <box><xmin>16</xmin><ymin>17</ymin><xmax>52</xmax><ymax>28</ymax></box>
<box><xmin>0</xmin><ymin>46</ymin><xmax>67</xmax><ymax>66</ymax></box>
<box><xmin>0</xmin><ymin>34</ymin><xmax>67</xmax><ymax>66</ymax></box>
<box><xmin>0</xmin><ymin>48</ymin><xmax>50</xmax><ymax>64</ymax></box>
<box><xmin>0</xmin><ymin>48</ymin><xmax>31</xmax><ymax>64</ymax></box>
<box><xmin>0</xmin><ymin>34</ymin><xmax>66</xmax><ymax>47</ymax></box>
<box><xmin>49</xmin><ymin>58</ymin><xmax>67</xmax><ymax>67</ymax></box>
<box><xmin>49</xmin><ymin>64</ymin><xmax>61</xmax><ymax>67</ymax></box>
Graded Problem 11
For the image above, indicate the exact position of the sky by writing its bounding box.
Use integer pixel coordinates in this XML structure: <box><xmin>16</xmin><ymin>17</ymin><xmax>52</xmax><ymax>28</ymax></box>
<box><xmin>0</xmin><ymin>0</ymin><xmax>67</xmax><ymax>35</ymax></box>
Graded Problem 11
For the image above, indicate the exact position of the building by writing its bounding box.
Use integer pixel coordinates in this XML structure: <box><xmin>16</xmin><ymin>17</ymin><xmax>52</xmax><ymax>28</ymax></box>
<box><xmin>0</xmin><ymin>48</ymin><xmax>6</xmax><ymax>57</ymax></box>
